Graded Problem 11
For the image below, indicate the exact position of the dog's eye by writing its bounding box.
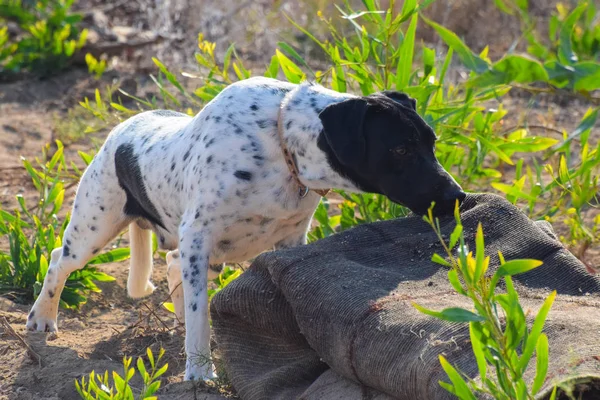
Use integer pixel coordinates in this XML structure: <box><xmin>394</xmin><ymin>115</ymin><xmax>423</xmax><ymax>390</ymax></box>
<box><xmin>392</xmin><ymin>147</ymin><xmax>407</xmax><ymax>156</ymax></box>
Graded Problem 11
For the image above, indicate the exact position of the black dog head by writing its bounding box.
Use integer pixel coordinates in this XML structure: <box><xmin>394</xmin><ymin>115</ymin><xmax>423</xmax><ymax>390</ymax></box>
<box><xmin>317</xmin><ymin>91</ymin><xmax>465</xmax><ymax>216</ymax></box>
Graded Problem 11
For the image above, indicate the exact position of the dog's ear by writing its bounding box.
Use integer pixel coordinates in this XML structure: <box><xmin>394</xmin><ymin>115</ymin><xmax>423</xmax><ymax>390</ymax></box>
<box><xmin>318</xmin><ymin>98</ymin><xmax>368</xmax><ymax>167</ymax></box>
<box><xmin>381</xmin><ymin>91</ymin><xmax>416</xmax><ymax>111</ymax></box>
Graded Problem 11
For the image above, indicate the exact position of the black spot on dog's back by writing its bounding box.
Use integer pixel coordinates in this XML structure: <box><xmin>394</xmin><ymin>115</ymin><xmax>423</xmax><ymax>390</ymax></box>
<box><xmin>115</xmin><ymin>143</ymin><xmax>166</xmax><ymax>229</ymax></box>
<box><xmin>234</xmin><ymin>170</ymin><xmax>252</xmax><ymax>181</ymax></box>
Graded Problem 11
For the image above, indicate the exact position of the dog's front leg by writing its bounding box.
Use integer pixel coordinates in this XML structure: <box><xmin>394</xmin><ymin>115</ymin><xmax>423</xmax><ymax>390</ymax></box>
<box><xmin>167</xmin><ymin>250</ymin><xmax>224</xmax><ymax>328</ymax></box>
<box><xmin>179</xmin><ymin>226</ymin><xmax>216</xmax><ymax>381</ymax></box>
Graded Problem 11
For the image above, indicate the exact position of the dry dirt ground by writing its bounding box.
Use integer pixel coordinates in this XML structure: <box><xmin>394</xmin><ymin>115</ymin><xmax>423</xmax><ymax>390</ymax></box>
<box><xmin>0</xmin><ymin>0</ymin><xmax>598</xmax><ymax>399</ymax></box>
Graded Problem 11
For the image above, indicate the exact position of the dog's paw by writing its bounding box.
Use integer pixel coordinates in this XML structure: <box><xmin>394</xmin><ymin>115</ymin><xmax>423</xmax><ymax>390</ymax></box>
<box><xmin>26</xmin><ymin>309</ymin><xmax>58</xmax><ymax>333</ymax></box>
<box><xmin>184</xmin><ymin>360</ymin><xmax>217</xmax><ymax>382</ymax></box>
<box><xmin>127</xmin><ymin>280</ymin><xmax>156</xmax><ymax>299</ymax></box>
<box><xmin>141</xmin><ymin>281</ymin><xmax>156</xmax><ymax>297</ymax></box>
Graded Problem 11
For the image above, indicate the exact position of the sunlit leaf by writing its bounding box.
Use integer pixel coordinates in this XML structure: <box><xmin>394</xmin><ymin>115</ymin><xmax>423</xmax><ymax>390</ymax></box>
<box><xmin>413</xmin><ymin>303</ymin><xmax>485</xmax><ymax>322</ymax></box>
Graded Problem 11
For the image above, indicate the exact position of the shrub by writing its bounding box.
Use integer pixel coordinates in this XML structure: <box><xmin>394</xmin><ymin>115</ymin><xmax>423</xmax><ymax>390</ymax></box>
<box><xmin>487</xmin><ymin>1</ymin><xmax>600</xmax><ymax>92</ymax></box>
<box><xmin>75</xmin><ymin>347</ymin><xmax>168</xmax><ymax>400</ymax></box>
<box><xmin>414</xmin><ymin>202</ymin><xmax>556</xmax><ymax>399</ymax></box>
<box><xmin>495</xmin><ymin>0</ymin><xmax>600</xmax><ymax>63</ymax></box>
<box><xmin>0</xmin><ymin>141</ymin><xmax>128</xmax><ymax>309</ymax></box>
<box><xmin>0</xmin><ymin>0</ymin><xmax>87</xmax><ymax>75</ymax></box>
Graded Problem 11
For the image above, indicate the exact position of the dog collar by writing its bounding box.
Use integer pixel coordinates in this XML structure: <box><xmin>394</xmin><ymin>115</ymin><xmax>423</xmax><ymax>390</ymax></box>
<box><xmin>277</xmin><ymin>104</ymin><xmax>330</xmax><ymax>198</ymax></box>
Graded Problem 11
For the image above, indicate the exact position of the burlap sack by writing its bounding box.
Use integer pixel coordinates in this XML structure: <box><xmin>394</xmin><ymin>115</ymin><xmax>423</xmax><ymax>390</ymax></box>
<box><xmin>211</xmin><ymin>193</ymin><xmax>600</xmax><ymax>399</ymax></box>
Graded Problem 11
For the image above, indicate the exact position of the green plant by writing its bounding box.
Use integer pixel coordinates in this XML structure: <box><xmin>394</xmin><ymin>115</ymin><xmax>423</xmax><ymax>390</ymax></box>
<box><xmin>491</xmin><ymin>108</ymin><xmax>600</xmax><ymax>262</ymax></box>
<box><xmin>0</xmin><ymin>0</ymin><xmax>88</xmax><ymax>74</ymax></box>
<box><xmin>162</xmin><ymin>265</ymin><xmax>242</xmax><ymax>314</ymax></box>
<box><xmin>414</xmin><ymin>202</ymin><xmax>557</xmax><ymax>399</ymax></box>
<box><xmin>495</xmin><ymin>0</ymin><xmax>600</xmax><ymax>61</ymax></box>
<box><xmin>85</xmin><ymin>53</ymin><xmax>107</xmax><ymax>80</ymax></box>
<box><xmin>75</xmin><ymin>347</ymin><xmax>168</xmax><ymax>400</ymax></box>
<box><xmin>207</xmin><ymin>266</ymin><xmax>242</xmax><ymax>301</ymax></box>
<box><xmin>490</xmin><ymin>1</ymin><xmax>600</xmax><ymax>94</ymax></box>
<box><xmin>0</xmin><ymin>141</ymin><xmax>128</xmax><ymax>309</ymax></box>
<box><xmin>308</xmin><ymin>193</ymin><xmax>410</xmax><ymax>241</ymax></box>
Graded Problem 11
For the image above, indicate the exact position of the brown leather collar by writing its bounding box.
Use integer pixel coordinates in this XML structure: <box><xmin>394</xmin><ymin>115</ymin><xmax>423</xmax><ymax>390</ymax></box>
<box><xmin>277</xmin><ymin>104</ymin><xmax>330</xmax><ymax>198</ymax></box>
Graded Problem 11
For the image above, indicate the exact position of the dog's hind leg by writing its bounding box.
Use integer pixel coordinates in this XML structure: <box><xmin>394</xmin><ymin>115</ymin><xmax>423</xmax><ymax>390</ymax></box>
<box><xmin>126</xmin><ymin>222</ymin><xmax>155</xmax><ymax>298</ymax></box>
<box><xmin>166</xmin><ymin>250</ymin><xmax>185</xmax><ymax>326</ymax></box>
<box><xmin>27</xmin><ymin>157</ymin><xmax>130</xmax><ymax>332</ymax></box>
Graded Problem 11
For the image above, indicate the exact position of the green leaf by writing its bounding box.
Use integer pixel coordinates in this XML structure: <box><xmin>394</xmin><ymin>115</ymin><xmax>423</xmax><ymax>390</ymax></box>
<box><xmin>432</xmin><ymin>253</ymin><xmax>451</xmax><ymax>267</ymax></box>
<box><xmin>112</xmin><ymin>371</ymin><xmax>125</xmax><ymax>391</ymax></box>
<box><xmin>111</xmin><ymin>102</ymin><xmax>133</xmax><ymax>113</ymax></box>
<box><xmin>558</xmin><ymin>155</ymin><xmax>569</xmax><ymax>184</ymax></box>
<box><xmin>515</xmin><ymin>0</ymin><xmax>528</xmax><ymax>11</ymax></box>
<box><xmin>137</xmin><ymin>357</ymin><xmax>148</xmax><ymax>381</ymax></box>
<box><xmin>449</xmin><ymin>224</ymin><xmax>463</xmax><ymax>249</ymax></box>
<box><xmin>495</xmin><ymin>259</ymin><xmax>543</xmax><ymax>278</ymax></box>
<box><xmin>395</xmin><ymin>0</ymin><xmax>416</xmax><ymax>24</ymax></box>
<box><xmin>491</xmin><ymin>182</ymin><xmax>537</xmax><ymax>203</ymax></box>
<box><xmin>22</xmin><ymin>158</ymin><xmax>41</xmax><ymax>191</ymax></box>
<box><xmin>147</xmin><ymin>347</ymin><xmax>155</xmax><ymax>369</ymax></box>
<box><xmin>38</xmin><ymin>254</ymin><xmax>48</xmax><ymax>280</ymax></box>
<box><xmin>552</xmin><ymin>108</ymin><xmax>598</xmax><ymax>151</ymax></box>
<box><xmin>48</xmin><ymin>143</ymin><xmax>64</xmax><ymax>170</ymax></box>
<box><xmin>499</xmin><ymin>277</ymin><xmax>527</xmax><ymax>351</ymax></box>
<box><xmin>395</xmin><ymin>14</ymin><xmax>418</xmax><ymax>90</ymax></box>
<box><xmin>265</xmin><ymin>55</ymin><xmax>279</xmax><ymax>79</ymax></box>
<box><xmin>477</xmin><ymin>134</ymin><xmax>514</xmax><ymax>165</ymax></box>
<box><xmin>422</xmin><ymin>46</ymin><xmax>435</xmax><ymax>79</ymax></box>
<box><xmin>278</xmin><ymin>42</ymin><xmax>312</xmax><ymax>74</ymax></box>
<box><xmin>573</xmin><ymin>62</ymin><xmax>600</xmax><ymax>91</ymax></box>
<box><xmin>276</xmin><ymin>49</ymin><xmax>304</xmax><ymax>83</ymax></box>
<box><xmin>558</xmin><ymin>3</ymin><xmax>588</xmax><ymax>65</ymax></box>
<box><xmin>439</xmin><ymin>355</ymin><xmax>477</xmax><ymax>400</ymax></box>
<box><xmin>145</xmin><ymin>381</ymin><xmax>161</xmax><ymax>396</ymax></box>
<box><xmin>153</xmin><ymin>363</ymin><xmax>168</xmax><ymax>379</ymax></box>
<box><xmin>438</xmin><ymin>381</ymin><xmax>457</xmax><ymax>396</ymax></box>
<box><xmin>439</xmin><ymin>47</ymin><xmax>454</xmax><ymax>86</ymax></box>
<box><xmin>413</xmin><ymin>303</ymin><xmax>485</xmax><ymax>322</ymax></box>
<box><xmin>152</xmin><ymin>57</ymin><xmax>185</xmax><ymax>93</ymax></box>
<box><xmin>532</xmin><ymin>333</ymin><xmax>549</xmax><ymax>394</ymax></box>
<box><xmin>448</xmin><ymin>269</ymin><xmax>466</xmax><ymax>295</ymax></box>
<box><xmin>468</xmin><ymin>55</ymin><xmax>549</xmax><ymax>87</ymax></box>
<box><xmin>498</xmin><ymin>136</ymin><xmax>559</xmax><ymax>154</ymax></box>
<box><xmin>222</xmin><ymin>43</ymin><xmax>235</xmax><ymax>79</ymax></box>
<box><xmin>78</xmin><ymin>151</ymin><xmax>94</xmax><ymax>165</ymax></box>
<box><xmin>518</xmin><ymin>291</ymin><xmax>556</xmax><ymax>374</ymax></box>
<box><xmin>474</xmin><ymin>223</ymin><xmax>485</xmax><ymax>282</ymax></box>
<box><xmin>87</xmin><ymin>248</ymin><xmax>131</xmax><ymax>265</ymax></box>
<box><xmin>469</xmin><ymin>322</ymin><xmax>487</xmax><ymax>380</ymax></box>
<box><xmin>88</xmin><ymin>270</ymin><xmax>115</xmax><ymax>282</ymax></box>
<box><xmin>421</xmin><ymin>16</ymin><xmax>489</xmax><ymax>73</ymax></box>
<box><xmin>493</xmin><ymin>0</ymin><xmax>513</xmax><ymax>14</ymax></box>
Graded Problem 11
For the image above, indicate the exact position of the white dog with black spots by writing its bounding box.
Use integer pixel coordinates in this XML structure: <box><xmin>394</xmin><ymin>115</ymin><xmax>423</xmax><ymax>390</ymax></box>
<box><xmin>27</xmin><ymin>77</ymin><xmax>465</xmax><ymax>380</ymax></box>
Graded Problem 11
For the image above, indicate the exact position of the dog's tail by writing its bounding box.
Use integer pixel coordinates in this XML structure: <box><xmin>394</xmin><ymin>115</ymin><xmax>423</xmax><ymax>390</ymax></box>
<box><xmin>127</xmin><ymin>222</ymin><xmax>156</xmax><ymax>298</ymax></box>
